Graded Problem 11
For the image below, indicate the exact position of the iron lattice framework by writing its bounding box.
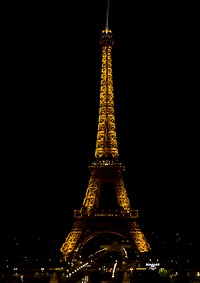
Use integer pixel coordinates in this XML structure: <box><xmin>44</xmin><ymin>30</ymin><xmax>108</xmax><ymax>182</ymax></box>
<box><xmin>95</xmin><ymin>29</ymin><xmax>118</xmax><ymax>159</ymax></box>
<box><xmin>60</xmin><ymin>28</ymin><xmax>151</xmax><ymax>262</ymax></box>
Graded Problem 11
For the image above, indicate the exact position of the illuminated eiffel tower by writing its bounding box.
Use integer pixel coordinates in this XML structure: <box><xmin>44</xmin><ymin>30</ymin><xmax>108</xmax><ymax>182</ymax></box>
<box><xmin>60</xmin><ymin>2</ymin><xmax>151</xmax><ymax>262</ymax></box>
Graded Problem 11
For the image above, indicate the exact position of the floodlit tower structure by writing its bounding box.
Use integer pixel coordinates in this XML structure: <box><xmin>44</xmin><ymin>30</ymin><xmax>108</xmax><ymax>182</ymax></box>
<box><xmin>60</xmin><ymin>1</ymin><xmax>151</xmax><ymax>262</ymax></box>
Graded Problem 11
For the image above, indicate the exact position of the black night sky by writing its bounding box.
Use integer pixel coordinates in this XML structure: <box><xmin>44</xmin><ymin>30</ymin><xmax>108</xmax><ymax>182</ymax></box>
<box><xmin>1</xmin><ymin>0</ymin><xmax>199</xmax><ymax>245</ymax></box>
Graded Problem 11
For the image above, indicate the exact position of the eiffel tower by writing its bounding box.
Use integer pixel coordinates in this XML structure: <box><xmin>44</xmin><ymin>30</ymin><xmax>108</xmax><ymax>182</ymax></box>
<box><xmin>60</xmin><ymin>3</ymin><xmax>151</xmax><ymax>263</ymax></box>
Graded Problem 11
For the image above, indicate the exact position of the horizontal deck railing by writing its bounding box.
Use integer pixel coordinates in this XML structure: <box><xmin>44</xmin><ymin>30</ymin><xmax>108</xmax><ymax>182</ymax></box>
<box><xmin>74</xmin><ymin>209</ymin><xmax>138</xmax><ymax>219</ymax></box>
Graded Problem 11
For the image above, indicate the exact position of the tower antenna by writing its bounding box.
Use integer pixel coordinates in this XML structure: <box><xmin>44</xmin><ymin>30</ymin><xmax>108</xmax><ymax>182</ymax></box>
<box><xmin>105</xmin><ymin>0</ymin><xmax>110</xmax><ymax>32</ymax></box>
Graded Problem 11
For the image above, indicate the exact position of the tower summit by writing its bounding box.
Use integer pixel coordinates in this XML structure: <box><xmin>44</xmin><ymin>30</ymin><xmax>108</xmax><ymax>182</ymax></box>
<box><xmin>60</xmin><ymin>1</ymin><xmax>151</xmax><ymax>262</ymax></box>
<box><xmin>95</xmin><ymin>0</ymin><xmax>118</xmax><ymax>160</ymax></box>
<box><xmin>95</xmin><ymin>29</ymin><xmax>117</xmax><ymax>159</ymax></box>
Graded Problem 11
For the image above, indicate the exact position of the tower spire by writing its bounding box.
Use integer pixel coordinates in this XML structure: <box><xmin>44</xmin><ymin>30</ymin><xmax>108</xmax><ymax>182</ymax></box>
<box><xmin>105</xmin><ymin>0</ymin><xmax>110</xmax><ymax>32</ymax></box>
<box><xmin>95</xmin><ymin>0</ymin><xmax>118</xmax><ymax>160</ymax></box>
